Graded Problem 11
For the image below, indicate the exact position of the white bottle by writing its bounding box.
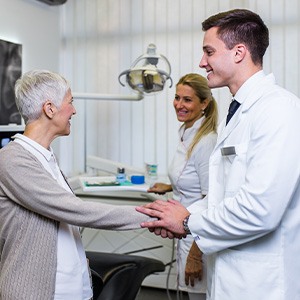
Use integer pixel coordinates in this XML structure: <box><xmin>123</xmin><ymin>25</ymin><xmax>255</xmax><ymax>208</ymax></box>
<box><xmin>116</xmin><ymin>167</ymin><xmax>126</xmax><ymax>183</ymax></box>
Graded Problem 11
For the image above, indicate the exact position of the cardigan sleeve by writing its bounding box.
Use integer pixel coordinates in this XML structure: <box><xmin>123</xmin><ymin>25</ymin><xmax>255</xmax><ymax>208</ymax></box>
<box><xmin>0</xmin><ymin>142</ymin><xmax>152</xmax><ymax>230</ymax></box>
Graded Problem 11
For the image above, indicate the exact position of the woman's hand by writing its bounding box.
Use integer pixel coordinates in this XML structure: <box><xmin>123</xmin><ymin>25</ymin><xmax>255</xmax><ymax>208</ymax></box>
<box><xmin>147</xmin><ymin>182</ymin><xmax>172</xmax><ymax>195</ymax></box>
<box><xmin>185</xmin><ymin>241</ymin><xmax>203</xmax><ymax>287</ymax></box>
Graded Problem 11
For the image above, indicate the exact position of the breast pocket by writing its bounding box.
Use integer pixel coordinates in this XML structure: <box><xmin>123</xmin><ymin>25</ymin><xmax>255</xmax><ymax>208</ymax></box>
<box><xmin>221</xmin><ymin>142</ymin><xmax>248</xmax><ymax>195</ymax></box>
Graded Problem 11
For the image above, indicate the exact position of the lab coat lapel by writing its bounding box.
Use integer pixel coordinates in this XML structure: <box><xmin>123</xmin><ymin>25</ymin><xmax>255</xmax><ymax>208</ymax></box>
<box><xmin>217</xmin><ymin>107</ymin><xmax>242</xmax><ymax>146</ymax></box>
<box><xmin>214</xmin><ymin>73</ymin><xmax>276</xmax><ymax>151</ymax></box>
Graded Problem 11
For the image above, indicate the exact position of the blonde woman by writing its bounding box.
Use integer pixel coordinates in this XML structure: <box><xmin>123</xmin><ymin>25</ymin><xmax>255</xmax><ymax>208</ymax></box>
<box><xmin>148</xmin><ymin>73</ymin><xmax>218</xmax><ymax>300</ymax></box>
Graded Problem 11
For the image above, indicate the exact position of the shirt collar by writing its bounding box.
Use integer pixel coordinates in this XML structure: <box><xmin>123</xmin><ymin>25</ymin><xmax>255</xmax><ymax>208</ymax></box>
<box><xmin>13</xmin><ymin>133</ymin><xmax>54</xmax><ymax>162</ymax></box>
<box><xmin>179</xmin><ymin>115</ymin><xmax>205</xmax><ymax>141</ymax></box>
<box><xmin>234</xmin><ymin>70</ymin><xmax>265</xmax><ymax>104</ymax></box>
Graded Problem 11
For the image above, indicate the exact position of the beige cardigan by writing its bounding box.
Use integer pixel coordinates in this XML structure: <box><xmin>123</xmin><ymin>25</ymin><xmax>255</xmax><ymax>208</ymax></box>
<box><xmin>0</xmin><ymin>142</ymin><xmax>150</xmax><ymax>300</ymax></box>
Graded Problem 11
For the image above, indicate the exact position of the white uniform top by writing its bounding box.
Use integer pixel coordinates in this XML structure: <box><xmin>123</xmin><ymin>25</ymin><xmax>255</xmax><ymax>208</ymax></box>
<box><xmin>188</xmin><ymin>71</ymin><xmax>300</xmax><ymax>300</ymax></box>
<box><xmin>168</xmin><ymin>117</ymin><xmax>217</xmax><ymax>293</ymax></box>
<box><xmin>14</xmin><ymin>134</ymin><xmax>92</xmax><ymax>300</ymax></box>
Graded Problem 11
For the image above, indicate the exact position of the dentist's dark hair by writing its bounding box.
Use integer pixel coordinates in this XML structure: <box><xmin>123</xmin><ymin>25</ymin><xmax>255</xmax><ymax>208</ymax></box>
<box><xmin>202</xmin><ymin>9</ymin><xmax>269</xmax><ymax>66</ymax></box>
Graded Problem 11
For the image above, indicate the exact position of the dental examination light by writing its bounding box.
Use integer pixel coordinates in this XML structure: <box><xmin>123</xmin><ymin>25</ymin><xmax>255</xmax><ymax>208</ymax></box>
<box><xmin>118</xmin><ymin>43</ymin><xmax>173</xmax><ymax>94</ymax></box>
<box><xmin>72</xmin><ymin>43</ymin><xmax>172</xmax><ymax>101</ymax></box>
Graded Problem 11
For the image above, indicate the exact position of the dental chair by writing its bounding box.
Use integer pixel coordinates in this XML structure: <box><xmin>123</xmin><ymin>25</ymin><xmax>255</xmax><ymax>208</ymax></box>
<box><xmin>86</xmin><ymin>251</ymin><xmax>165</xmax><ymax>300</ymax></box>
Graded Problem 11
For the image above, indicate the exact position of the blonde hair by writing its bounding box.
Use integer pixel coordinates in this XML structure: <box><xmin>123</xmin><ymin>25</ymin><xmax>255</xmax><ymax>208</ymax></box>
<box><xmin>176</xmin><ymin>73</ymin><xmax>218</xmax><ymax>158</ymax></box>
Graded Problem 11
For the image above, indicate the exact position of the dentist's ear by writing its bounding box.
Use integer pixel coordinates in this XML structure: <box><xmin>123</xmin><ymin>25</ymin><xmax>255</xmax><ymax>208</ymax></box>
<box><xmin>234</xmin><ymin>44</ymin><xmax>247</xmax><ymax>63</ymax></box>
<box><xmin>43</xmin><ymin>101</ymin><xmax>56</xmax><ymax>119</ymax></box>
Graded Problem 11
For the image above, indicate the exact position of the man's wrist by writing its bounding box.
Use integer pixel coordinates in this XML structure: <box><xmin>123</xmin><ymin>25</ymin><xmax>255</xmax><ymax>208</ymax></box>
<box><xmin>183</xmin><ymin>214</ymin><xmax>191</xmax><ymax>234</ymax></box>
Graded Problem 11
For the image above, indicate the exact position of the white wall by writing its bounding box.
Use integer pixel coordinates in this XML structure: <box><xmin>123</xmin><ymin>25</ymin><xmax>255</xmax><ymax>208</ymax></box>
<box><xmin>0</xmin><ymin>0</ymin><xmax>61</xmax><ymax>71</ymax></box>
<box><xmin>0</xmin><ymin>0</ymin><xmax>63</xmax><ymax>152</ymax></box>
<box><xmin>59</xmin><ymin>0</ymin><xmax>300</xmax><ymax>177</ymax></box>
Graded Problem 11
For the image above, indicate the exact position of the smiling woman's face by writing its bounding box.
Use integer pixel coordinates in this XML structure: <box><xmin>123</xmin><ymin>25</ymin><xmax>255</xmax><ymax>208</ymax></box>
<box><xmin>52</xmin><ymin>89</ymin><xmax>76</xmax><ymax>136</ymax></box>
<box><xmin>173</xmin><ymin>84</ymin><xmax>207</xmax><ymax>129</ymax></box>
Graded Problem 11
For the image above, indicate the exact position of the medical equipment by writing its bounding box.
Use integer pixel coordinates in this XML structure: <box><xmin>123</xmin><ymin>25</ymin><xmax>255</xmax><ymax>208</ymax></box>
<box><xmin>118</xmin><ymin>43</ymin><xmax>173</xmax><ymax>94</ymax></box>
<box><xmin>73</xmin><ymin>43</ymin><xmax>172</xmax><ymax>102</ymax></box>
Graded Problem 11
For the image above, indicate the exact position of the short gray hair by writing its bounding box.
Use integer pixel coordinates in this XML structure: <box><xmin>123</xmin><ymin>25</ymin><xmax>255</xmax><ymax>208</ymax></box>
<box><xmin>14</xmin><ymin>70</ymin><xmax>70</xmax><ymax>124</ymax></box>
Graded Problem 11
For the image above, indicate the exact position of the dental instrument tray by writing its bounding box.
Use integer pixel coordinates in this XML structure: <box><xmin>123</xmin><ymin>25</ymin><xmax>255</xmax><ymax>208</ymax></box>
<box><xmin>80</xmin><ymin>176</ymin><xmax>149</xmax><ymax>192</ymax></box>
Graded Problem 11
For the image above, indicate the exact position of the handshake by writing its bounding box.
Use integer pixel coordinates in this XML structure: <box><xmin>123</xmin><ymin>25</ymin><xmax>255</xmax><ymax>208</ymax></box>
<box><xmin>136</xmin><ymin>199</ymin><xmax>191</xmax><ymax>239</ymax></box>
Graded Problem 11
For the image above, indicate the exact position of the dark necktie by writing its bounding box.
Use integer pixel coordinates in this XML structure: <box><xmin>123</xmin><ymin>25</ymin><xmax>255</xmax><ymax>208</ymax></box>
<box><xmin>226</xmin><ymin>99</ymin><xmax>240</xmax><ymax>125</ymax></box>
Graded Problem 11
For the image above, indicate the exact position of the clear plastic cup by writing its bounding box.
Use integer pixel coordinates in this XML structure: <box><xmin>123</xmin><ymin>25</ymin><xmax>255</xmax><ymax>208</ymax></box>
<box><xmin>145</xmin><ymin>163</ymin><xmax>158</xmax><ymax>186</ymax></box>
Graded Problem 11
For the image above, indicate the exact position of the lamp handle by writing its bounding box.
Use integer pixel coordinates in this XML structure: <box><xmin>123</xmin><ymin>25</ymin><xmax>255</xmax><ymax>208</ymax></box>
<box><xmin>118</xmin><ymin>69</ymin><xmax>130</xmax><ymax>86</ymax></box>
<box><xmin>157</xmin><ymin>69</ymin><xmax>173</xmax><ymax>88</ymax></box>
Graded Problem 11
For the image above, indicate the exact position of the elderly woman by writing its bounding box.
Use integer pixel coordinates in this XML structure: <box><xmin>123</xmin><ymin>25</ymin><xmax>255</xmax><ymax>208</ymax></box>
<box><xmin>0</xmin><ymin>70</ymin><xmax>152</xmax><ymax>300</ymax></box>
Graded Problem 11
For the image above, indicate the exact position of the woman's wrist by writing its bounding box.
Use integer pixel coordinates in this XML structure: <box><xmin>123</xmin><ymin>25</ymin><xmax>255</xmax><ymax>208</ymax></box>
<box><xmin>165</xmin><ymin>184</ymin><xmax>173</xmax><ymax>192</ymax></box>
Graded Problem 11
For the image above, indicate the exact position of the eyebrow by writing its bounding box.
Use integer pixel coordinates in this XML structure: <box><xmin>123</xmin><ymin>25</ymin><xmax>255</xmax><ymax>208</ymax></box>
<box><xmin>203</xmin><ymin>45</ymin><xmax>213</xmax><ymax>51</ymax></box>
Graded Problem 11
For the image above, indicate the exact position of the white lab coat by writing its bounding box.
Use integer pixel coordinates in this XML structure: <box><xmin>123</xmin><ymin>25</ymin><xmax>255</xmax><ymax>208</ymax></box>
<box><xmin>188</xmin><ymin>71</ymin><xmax>300</xmax><ymax>300</ymax></box>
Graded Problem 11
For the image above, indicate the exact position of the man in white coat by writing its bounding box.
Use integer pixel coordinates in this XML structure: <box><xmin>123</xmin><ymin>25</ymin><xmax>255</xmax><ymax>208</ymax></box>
<box><xmin>136</xmin><ymin>9</ymin><xmax>300</xmax><ymax>300</ymax></box>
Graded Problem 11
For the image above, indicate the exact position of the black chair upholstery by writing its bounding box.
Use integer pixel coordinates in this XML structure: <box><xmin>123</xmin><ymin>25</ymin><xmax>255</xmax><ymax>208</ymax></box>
<box><xmin>90</xmin><ymin>268</ymin><xmax>104</xmax><ymax>299</ymax></box>
<box><xmin>86</xmin><ymin>251</ymin><xmax>165</xmax><ymax>300</ymax></box>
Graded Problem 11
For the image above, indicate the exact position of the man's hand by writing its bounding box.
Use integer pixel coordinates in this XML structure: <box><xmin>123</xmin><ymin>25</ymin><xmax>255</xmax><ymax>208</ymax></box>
<box><xmin>135</xmin><ymin>199</ymin><xmax>190</xmax><ymax>237</ymax></box>
<box><xmin>185</xmin><ymin>241</ymin><xmax>203</xmax><ymax>287</ymax></box>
